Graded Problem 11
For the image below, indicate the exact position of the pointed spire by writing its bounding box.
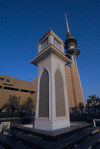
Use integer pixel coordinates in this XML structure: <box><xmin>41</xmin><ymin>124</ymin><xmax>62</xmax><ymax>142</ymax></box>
<box><xmin>65</xmin><ymin>12</ymin><xmax>70</xmax><ymax>33</ymax></box>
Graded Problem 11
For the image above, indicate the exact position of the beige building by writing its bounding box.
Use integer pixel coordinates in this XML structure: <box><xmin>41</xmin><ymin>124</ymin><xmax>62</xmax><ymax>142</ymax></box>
<box><xmin>0</xmin><ymin>75</ymin><xmax>36</xmax><ymax>109</ymax></box>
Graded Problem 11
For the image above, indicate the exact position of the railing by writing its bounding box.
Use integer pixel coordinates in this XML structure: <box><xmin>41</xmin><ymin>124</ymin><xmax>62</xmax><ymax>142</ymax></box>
<box><xmin>93</xmin><ymin>119</ymin><xmax>100</xmax><ymax>127</ymax></box>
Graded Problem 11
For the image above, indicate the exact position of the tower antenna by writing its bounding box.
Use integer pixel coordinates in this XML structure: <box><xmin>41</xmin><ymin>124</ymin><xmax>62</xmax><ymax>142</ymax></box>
<box><xmin>65</xmin><ymin>12</ymin><xmax>70</xmax><ymax>33</ymax></box>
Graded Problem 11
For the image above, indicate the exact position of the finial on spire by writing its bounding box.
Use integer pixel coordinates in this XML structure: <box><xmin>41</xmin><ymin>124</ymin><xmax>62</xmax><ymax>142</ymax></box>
<box><xmin>65</xmin><ymin>12</ymin><xmax>70</xmax><ymax>33</ymax></box>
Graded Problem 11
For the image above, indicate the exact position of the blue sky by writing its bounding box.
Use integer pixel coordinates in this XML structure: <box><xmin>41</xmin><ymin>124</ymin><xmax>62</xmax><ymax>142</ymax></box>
<box><xmin>0</xmin><ymin>0</ymin><xmax>100</xmax><ymax>100</ymax></box>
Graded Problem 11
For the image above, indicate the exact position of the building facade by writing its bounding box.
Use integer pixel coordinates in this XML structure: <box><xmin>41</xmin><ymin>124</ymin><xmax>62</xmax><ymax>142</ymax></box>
<box><xmin>0</xmin><ymin>75</ymin><xmax>36</xmax><ymax>109</ymax></box>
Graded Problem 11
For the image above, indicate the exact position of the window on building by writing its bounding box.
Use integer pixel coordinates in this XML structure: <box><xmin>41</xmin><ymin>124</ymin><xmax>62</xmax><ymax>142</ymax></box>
<box><xmin>21</xmin><ymin>89</ymin><xmax>29</xmax><ymax>93</ymax></box>
<box><xmin>30</xmin><ymin>91</ymin><xmax>34</xmax><ymax>93</ymax></box>
<box><xmin>3</xmin><ymin>83</ymin><xmax>13</xmax><ymax>86</ymax></box>
<box><xmin>54</xmin><ymin>38</ymin><xmax>61</xmax><ymax>50</ymax></box>
<box><xmin>0</xmin><ymin>77</ymin><xmax>4</xmax><ymax>80</ymax></box>
<box><xmin>41</xmin><ymin>38</ymin><xmax>48</xmax><ymax>49</ymax></box>
<box><xmin>4</xmin><ymin>87</ymin><xmax>18</xmax><ymax>91</ymax></box>
<box><xmin>6</xmin><ymin>79</ymin><xmax>10</xmax><ymax>82</ymax></box>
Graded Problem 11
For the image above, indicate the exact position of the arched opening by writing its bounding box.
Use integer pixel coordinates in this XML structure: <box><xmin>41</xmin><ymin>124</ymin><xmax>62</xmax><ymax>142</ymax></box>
<box><xmin>39</xmin><ymin>69</ymin><xmax>49</xmax><ymax>117</ymax></box>
<box><xmin>55</xmin><ymin>70</ymin><xmax>65</xmax><ymax>117</ymax></box>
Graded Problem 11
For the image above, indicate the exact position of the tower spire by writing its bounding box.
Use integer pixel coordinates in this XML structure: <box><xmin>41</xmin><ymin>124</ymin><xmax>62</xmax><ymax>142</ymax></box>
<box><xmin>64</xmin><ymin>14</ymin><xmax>80</xmax><ymax>58</ymax></box>
<box><xmin>65</xmin><ymin>13</ymin><xmax>70</xmax><ymax>33</ymax></box>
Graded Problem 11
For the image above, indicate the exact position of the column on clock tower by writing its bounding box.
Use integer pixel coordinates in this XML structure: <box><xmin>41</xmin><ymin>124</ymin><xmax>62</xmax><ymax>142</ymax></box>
<box><xmin>31</xmin><ymin>30</ymin><xmax>71</xmax><ymax>130</ymax></box>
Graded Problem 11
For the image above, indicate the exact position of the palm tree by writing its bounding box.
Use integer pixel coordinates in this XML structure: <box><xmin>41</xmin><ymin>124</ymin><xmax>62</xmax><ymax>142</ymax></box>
<box><xmin>9</xmin><ymin>95</ymin><xmax>20</xmax><ymax>112</ymax></box>
<box><xmin>78</xmin><ymin>102</ymin><xmax>84</xmax><ymax>113</ymax></box>
<box><xmin>86</xmin><ymin>100</ymin><xmax>91</xmax><ymax>113</ymax></box>
<box><xmin>1</xmin><ymin>103</ymin><xmax>10</xmax><ymax>112</ymax></box>
<box><xmin>26</xmin><ymin>97</ymin><xmax>34</xmax><ymax>113</ymax></box>
<box><xmin>2</xmin><ymin>95</ymin><xmax>20</xmax><ymax>112</ymax></box>
<box><xmin>21</xmin><ymin>97</ymin><xmax>35</xmax><ymax>113</ymax></box>
<box><xmin>88</xmin><ymin>95</ymin><xmax>98</xmax><ymax>113</ymax></box>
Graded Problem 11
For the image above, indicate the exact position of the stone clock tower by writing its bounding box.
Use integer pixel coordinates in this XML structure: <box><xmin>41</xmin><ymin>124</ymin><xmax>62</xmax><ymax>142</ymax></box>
<box><xmin>31</xmin><ymin>30</ymin><xmax>71</xmax><ymax>130</ymax></box>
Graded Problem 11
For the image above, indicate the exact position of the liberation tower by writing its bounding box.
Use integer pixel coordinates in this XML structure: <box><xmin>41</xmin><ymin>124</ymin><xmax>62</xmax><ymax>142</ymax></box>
<box><xmin>64</xmin><ymin>14</ymin><xmax>84</xmax><ymax>108</ymax></box>
<box><xmin>65</xmin><ymin>13</ymin><xmax>80</xmax><ymax>64</ymax></box>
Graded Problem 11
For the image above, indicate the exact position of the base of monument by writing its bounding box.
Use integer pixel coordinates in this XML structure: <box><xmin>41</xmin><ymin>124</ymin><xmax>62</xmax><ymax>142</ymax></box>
<box><xmin>34</xmin><ymin>118</ymin><xmax>70</xmax><ymax>130</ymax></box>
<box><xmin>7</xmin><ymin>122</ymin><xmax>100</xmax><ymax>149</ymax></box>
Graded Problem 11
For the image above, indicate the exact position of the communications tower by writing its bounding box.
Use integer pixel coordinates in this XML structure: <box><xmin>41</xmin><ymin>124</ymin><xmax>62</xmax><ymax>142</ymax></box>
<box><xmin>64</xmin><ymin>14</ymin><xmax>84</xmax><ymax>108</ymax></box>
